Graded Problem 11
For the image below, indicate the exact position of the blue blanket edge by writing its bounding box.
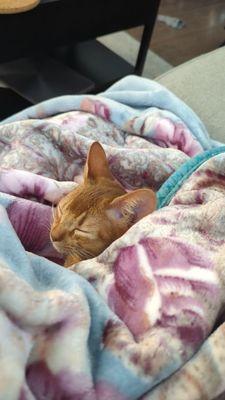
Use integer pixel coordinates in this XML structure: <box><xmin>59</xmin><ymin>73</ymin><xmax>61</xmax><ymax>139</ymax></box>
<box><xmin>157</xmin><ymin>145</ymin><xmax>225</xmax><ymax>208</ymax></box>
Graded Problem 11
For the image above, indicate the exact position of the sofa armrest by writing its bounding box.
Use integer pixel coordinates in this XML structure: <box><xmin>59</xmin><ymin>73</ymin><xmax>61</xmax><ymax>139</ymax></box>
<box><xmin>155</xmin><ymin>47</ymin><xmax>225</xmax><ymax>143</ymax></box>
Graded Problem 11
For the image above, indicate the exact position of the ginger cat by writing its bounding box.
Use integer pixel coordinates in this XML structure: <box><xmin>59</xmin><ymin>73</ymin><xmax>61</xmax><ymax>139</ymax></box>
<box><xmin>50</xmin><ymin>142</ymin><xmax>156</xmax><ymax>267</ymax></box>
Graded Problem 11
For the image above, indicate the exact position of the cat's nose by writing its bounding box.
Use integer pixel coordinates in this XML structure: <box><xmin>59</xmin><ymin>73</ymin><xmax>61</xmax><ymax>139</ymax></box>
<box><xmin>50</xmin><ymin>228</ymin><xmax>65</xmax><ymax>242</ymax></box>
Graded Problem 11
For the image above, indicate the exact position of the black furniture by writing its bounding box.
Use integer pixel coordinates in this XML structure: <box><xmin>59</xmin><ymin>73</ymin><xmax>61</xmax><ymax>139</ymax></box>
<box><xmin>0</xmin><ymin>0</ymin><xmax>160</xmax><ymax>119</ymax></box>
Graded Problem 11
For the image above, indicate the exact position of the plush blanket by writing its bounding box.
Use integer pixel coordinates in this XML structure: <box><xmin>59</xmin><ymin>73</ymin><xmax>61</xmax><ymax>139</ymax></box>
<box><xmin>0</xmin><ymin>75</ymin><xmax>225</xmax><ymax>400</ymax></box>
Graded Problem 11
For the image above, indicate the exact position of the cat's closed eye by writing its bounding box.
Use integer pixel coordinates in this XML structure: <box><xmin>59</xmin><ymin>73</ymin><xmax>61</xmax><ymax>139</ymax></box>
<box><xmin>73</xmin><ymin>229</ymin><xmax>90</xmax><ymax>237</ymax></box>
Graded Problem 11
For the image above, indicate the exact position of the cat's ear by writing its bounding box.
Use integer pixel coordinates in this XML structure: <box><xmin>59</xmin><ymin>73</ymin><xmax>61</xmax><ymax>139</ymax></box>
<box><xmin>106</xmin><ymin>188</ymin><xmax>156</xmax><ymax>224</ymax></box>
<box><xmin>84</xmin><ymin>142</ymin><xmax>114</xmax><ymax>182</ymax></box>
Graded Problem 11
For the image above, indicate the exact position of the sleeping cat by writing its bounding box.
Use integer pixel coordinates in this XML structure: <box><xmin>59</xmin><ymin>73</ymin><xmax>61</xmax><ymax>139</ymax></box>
<box><xmin>50</xmin><ymin>142</ymin><xmax>156</xmax><ymax>267</ymax></box>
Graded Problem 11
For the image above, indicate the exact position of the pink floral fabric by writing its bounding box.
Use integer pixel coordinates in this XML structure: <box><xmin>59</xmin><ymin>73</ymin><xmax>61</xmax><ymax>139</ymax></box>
<box><xmin>0</xmin><ymin>76</ymin><xmax>222</xmax><ymax>399</ymax></box>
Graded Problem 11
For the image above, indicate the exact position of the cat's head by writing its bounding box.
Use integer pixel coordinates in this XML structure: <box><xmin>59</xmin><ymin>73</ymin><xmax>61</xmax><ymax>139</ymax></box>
<box><xmin>50</xmin><ymin>142</ymin><xmax>156</xmax><ymax>263</ymax></box>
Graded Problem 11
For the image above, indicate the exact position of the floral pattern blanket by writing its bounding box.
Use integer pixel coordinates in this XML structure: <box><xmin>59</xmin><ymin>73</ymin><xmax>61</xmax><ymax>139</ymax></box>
<box><xmin>0</xmin><ymin>75</ymin><xmax>225</xmax><ymax>400</ymax></box>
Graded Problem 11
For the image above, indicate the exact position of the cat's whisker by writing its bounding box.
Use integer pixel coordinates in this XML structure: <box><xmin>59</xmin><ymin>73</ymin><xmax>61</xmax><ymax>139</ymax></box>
<box><xmin>77</xmin><ymin>246</ymin><xmax>94</xmax><ymax>258</ymax></box>
<box><xmin>52</xmin><ymin>204</ymin><xmax>57</xmax><ymax>217</ymax></box>
<box><xmin>68</xmin><ymin>245</ymin><xmax>94</xmax><ymax>260</ymax></box>
<box><xmin>42</xmin><ymin>222</ymin><xmax>51</xmax><ymax>232</ymax></box>
<box><xmin>69</xmin><ymin>247</ymin><xmax>86</xmax><ymax>258</ymax></box>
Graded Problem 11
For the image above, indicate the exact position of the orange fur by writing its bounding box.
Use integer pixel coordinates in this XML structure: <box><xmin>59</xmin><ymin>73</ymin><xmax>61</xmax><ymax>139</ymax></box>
<box><xmin>50</xmin><ymin>142</ymin><xmax>156</xmax><ymax>267</ymax></box>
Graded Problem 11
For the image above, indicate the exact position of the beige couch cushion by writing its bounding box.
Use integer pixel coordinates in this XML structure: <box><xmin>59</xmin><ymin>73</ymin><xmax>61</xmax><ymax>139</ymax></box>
<box><xmin>155</xmin><ymin>47</ymin><xmax>225</xmax><ymax>144</ymax></box>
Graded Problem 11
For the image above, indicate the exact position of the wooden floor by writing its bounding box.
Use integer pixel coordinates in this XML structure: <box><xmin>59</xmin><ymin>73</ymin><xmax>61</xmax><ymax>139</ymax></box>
<box><xmin>128</xmin><ymin>0</ymin><xmax>225</xmax><ymax>66</ymax></box>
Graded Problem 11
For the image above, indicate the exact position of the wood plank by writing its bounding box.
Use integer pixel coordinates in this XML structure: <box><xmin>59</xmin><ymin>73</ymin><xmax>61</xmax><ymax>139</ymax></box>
<box><xmin>128</xmin><ymin>0</ymin><xmax>225</xmax><ymax>65</ymax></box>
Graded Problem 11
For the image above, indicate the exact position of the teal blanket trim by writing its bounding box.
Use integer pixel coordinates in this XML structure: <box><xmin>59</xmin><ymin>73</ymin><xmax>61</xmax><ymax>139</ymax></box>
<box><xmin>157</xmin><ymin>146</ymin><xmax>225</xmax><ymax>209</ymax></box>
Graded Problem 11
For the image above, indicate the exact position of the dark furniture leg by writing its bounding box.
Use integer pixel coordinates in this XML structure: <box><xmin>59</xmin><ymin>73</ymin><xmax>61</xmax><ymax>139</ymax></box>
<box><xmin>135</xmin><ymin>0</ymin><xmax>161</xmax><ymax>75</ymax></box>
